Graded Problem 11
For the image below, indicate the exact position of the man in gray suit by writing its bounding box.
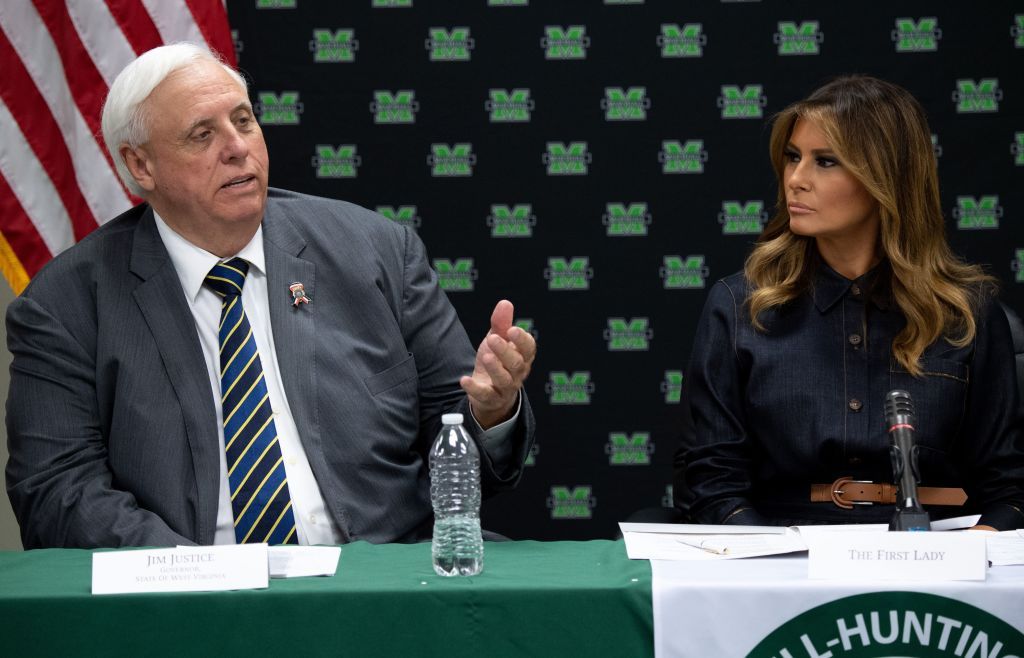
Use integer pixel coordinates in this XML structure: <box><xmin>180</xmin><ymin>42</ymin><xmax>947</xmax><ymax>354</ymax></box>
<box><xmin>5</xmin><ymin>44</ymin><xmax>536</xmax><ymax>548</ymax></box>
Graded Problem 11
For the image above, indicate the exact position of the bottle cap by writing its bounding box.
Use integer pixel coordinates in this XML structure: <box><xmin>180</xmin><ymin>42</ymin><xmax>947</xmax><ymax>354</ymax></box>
<box><xmin>442</xmin><ymin>413</ymin><xmax>464</xmax><ymax>425</ymax></box>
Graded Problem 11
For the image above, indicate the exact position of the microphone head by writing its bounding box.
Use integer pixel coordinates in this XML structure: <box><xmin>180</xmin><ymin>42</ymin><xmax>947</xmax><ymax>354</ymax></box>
<box><xmin>884</xmin><ymin>389</ymin><xmax>915</xmax><ymax>429</ymax></box>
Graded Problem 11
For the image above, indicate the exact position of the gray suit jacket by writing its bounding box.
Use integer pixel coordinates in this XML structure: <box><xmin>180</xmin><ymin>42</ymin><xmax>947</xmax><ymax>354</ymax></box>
<box><xmin>6</xmin><ymin>188</ymin><xmax>534</xmax><ymax>548</ymax></box>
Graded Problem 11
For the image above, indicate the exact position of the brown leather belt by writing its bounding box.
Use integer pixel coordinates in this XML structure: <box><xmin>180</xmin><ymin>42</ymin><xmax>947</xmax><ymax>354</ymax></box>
<box><xmin>811</xmin><ymin>476</ymin><xmax>967</xmax><ymax>510</ymax></box>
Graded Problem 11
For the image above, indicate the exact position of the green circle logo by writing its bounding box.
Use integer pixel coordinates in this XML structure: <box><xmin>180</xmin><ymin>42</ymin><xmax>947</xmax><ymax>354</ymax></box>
<box><xmin>747</xmin><ymin>592</ymin><xmax>1024</xmax><ymax>658</ymax></box>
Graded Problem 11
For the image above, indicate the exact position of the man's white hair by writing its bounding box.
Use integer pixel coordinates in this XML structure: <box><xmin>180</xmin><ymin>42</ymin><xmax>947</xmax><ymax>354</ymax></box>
<box><xmin>101</xmin><ymin>43</ymin><xmax>248</xmax><ymax>197</ymax></box>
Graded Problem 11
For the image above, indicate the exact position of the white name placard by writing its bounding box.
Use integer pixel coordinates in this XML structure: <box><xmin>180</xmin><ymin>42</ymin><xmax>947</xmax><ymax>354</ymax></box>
<box><xmin>807</xmin><ymin>531</ymin><xmax>987</xmax><ymax>581</ymax></box>
<box><xmin>268</xmin><ymin>545</ymin><xmax>341</xmax><ymax>578</ymax></box>
<box><xmin>92</xmin><ymin>544</ymin><xmax>269</xmax><ymax>595</ymax></box>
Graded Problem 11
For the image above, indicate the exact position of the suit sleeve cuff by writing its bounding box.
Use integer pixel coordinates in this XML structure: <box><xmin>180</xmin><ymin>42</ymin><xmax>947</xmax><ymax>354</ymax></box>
<box><xmin>469</xmin><ymin>392</ymin><xmax>522</xmax><ymax>470</ymax></box>
<box><xmin>694</xmin><ymin>497</ymin><xmax>770</xmax><ymax>526</ymax></box>
<box><xmin>978</xmin><ymin>502</ymin><xmax>1024</xmax><ymax>531</ymax></box>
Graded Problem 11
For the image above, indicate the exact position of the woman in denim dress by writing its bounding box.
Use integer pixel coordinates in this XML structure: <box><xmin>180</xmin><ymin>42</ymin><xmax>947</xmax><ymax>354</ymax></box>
<box><xmin>681</xmin><ymin>76</ymin><xmax>1024</xmax><ymax>531</ymax></box>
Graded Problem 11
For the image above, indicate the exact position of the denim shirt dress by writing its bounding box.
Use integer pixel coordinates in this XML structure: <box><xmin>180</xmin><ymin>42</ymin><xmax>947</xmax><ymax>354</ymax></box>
<box><xmin>684</xmin><ymin>264</ymin><xmax>1024</xmax><ymax>530</ymax></box>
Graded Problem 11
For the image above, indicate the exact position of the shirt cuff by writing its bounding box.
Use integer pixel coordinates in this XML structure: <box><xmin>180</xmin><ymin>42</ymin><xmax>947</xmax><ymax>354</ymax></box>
<box><xmin>469</xmin><ymin>392</ymin><xmax>522</xmax><ymax>470</ymax></box>
<box><xmin>978</xmin><ymin>502</ymin><xmax>1024</xmax><ymax>531</ymax></box>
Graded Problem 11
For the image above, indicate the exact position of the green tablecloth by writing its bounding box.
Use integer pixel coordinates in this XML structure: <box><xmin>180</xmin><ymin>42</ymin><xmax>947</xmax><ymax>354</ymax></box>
<box><xmin>0</xmin><ymin>540</ymin><xmax>652</xmax><ymax>657</ymax></box>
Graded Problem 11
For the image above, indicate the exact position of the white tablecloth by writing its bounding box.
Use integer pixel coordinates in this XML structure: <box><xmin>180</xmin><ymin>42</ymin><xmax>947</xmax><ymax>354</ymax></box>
<box><xmin>652</xmin><ymin>556</ymin><xmax>1024</xmax><ymax>657</ymax></box>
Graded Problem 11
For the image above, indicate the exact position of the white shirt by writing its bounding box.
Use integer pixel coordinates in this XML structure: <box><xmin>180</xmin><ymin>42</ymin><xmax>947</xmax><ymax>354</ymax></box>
<box><xmin>154</xmin><ymin>213</ymin><xmax>518</xmax><ymax>545</ymax></box>
<box><xmin>155</xmin><ymin>215</ymin><xmax>341</xmax><ymax>545</ymax></box>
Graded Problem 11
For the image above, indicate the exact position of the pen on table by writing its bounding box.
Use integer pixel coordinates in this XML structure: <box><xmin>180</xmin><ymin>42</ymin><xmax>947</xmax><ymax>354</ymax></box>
<box><xmin>675</xmin><ymin>538</ymin><xmax>729</xmax><ymax>555</ymax></box>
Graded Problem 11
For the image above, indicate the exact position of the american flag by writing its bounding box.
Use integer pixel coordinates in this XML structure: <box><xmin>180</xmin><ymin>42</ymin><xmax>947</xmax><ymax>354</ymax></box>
<box><xmin>0</xmin><ymin>1</ymin><xmax>235</xmax><ymax>294</ymax></box>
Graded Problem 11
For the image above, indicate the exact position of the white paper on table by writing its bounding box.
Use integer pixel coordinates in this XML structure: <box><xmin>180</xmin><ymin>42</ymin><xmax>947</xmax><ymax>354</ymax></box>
<box><xmin>792</xmin><ymin>515</ymin><xmax>981</xmax><ymax>541</ymax></box>
<box><xmin>620</xmin><ymin>515</ymin><xmax>990</xmax><ymax>562</ymax></box>
<box><xmin>985</xmin><ymin>530</ymin><xmax>1024</xmax><ymax>566</ymax></box>
<box><xmin>792</xmin><ymin>523</ymin><xmax>888</xmax><ymax>543</ymax></box>
<box><xmin>930</xmin><ymin>514</ymin><xmax>982</xmax><ymax>531</ymax></box>
<box><xmin>619</xmin><ymin>522</ymin><xmax>787</xmax><ymax>535</ymax></box>
<box><xmin>620</xmin><ymin>523</ymin><xmax>805</xmax><ymax>561</ymax></box>
<box><xmin>267</xmin><ymin>546</ymin><xmax>342</xmax><ymax>578</ymax></box>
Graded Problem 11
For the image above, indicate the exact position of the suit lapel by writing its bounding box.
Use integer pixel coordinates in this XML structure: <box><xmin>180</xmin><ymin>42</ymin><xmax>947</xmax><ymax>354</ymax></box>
<box><xmin>263</xmin><ymin>200</ymin><xmax>358</xmax><ymax>541</ymax></box>
<box><xmin>261</xmin><ymin>201</ymin><xmax>322</xmax><ymax>473</ymax></box>
<box><xmin>129</xmin><ymin>208</ymin><xmax>220</xmax><ymax>545</ymax></box>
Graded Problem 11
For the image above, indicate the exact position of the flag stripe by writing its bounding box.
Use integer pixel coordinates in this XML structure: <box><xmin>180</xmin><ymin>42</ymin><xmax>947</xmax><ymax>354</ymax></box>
<box><xmin>101</xmin><ymin>0</ymin><xmax>164</xmax><ymax>59</ymax></box>
<box><xmin>0</xmin><ymin>0</ymin><xmax>232</xmax><ymax>293</ymax></box>
<box><xmin>184</xmin><ymin>0</ymin><xmax>236</xmax><ymax>66</ymax></box>
<box><xmin>0</xmin><ymin>173</ymin><xmax>51</xmax><ymax>281</ymax></box>
<box><xmin>33</xmin><ymin>0</ymin><xmax>135</xmax><ymax>209</ymax></box>
<box><xmin>0</xmin><ymin>19</ymin><xmax>98</xmax><ymax>242</ymax></box>
<box><xmin>10</xmin><ymin>2</ymin><xmax>132</xmax><ymax>221</ymax></box>
<box><xmin>0</xmin><ymin>5</ymin><xmax>130</xmax><ymax>236</ymax></box>
<box><xmin>66</xmin><ymin>0</ymin><xmax>141</xmax><ymax>88</ymax></box>
<box><xmin>0</xmin><ymin>98</ymin><xmax>75</xmax><ymax>257</ymax></box>
<box><xmin>141</xmin><ymin>0</ymin><xmax>208</xmax><ymax>49</ymax></box>
<box><xmin>32</xmin><ymin>0</ymin><xmax>109</xmax><ymax>143</ymax></box>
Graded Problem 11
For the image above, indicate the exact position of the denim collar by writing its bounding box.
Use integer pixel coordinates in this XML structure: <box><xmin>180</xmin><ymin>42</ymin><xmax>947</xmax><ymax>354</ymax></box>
<box><xmin>811</xmin><ymin>260</ymin><xmax>890</xmax><ymax>313</ymax></box>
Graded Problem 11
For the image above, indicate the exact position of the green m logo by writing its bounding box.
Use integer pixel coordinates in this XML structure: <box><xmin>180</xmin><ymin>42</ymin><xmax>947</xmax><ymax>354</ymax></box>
<box><xmin>371</xmin><ymin>90</ymin><xmax>418</xmax><ymax>123</ymax></box>
<box><xmin>892</xmin><ymin>17</ymin><xmax>940</xmax><ymax>52</ymax></box>
<box><xmin>542</xmin><ymin>25</ymin><xmax>589</xmax><ymax>59</ymax></box>
<box><xmin>428</xmin><ymin>143</ymin><xmax>475</xmax><ymax>177</ymax></box>
<box><xmin>257</xmin><ymin>91</ymin><xmax>302</xmax><ymax>125</ymax></box>
<box><xmin>311</xmin><ymin>145</ymin><xmax>359</xmax><ymax>178</ymax></box>
<box><xmin>658</xmin><ymin>23</ymin><xmax>705</xmax><ymax>58</ymax></box>
<box><xmin>310</xmin><ymin>29</ymin><xmax>357</xmax><ymax>62</ymax></box>
<box><xmin>719</xmin><ymin>201</ymin><xmax>767</xmax><ymax>234</ymax></box>
<box><xmin>718</xmin><ymin>85</ymin><xmax>766</xmax><ymax>119</ymax></box>
<box><xmin>543</xmin><ymin>141</ymin><xmax>591</xmax><ymax>175</ymax></box>
<box><xmin>660</xmin><ymin>140</ymin><xmax>707</xmax><ymax>174</ymax></box>
<box><xmin>1012</xmin><ymin>249</ymin><xmax>1024</xmax><ymax>283</ymax></box>
<box><xmin>376</xmin><ymin>205</ymin><xmax>420</xmax><ymax>229</ymax></box>
<box><xmin>524</xmin><ymin>443</ymin><xmax>538</xmax><ymax>466</ymax></box>
<box><xmin>605</xmin><ymin>318</ymin><xmax>652</xmax><ymax>351</ymax></box>
<box><xmin>954</xmin><ymin>196</ymin><xmax>1001</xmax><ymax>230</ymax></box>
<box><xmin>372</xmin><ymin>0</ymin><xmax>412</xmax><ymax>7</ymax></box>
<box><xmin>432</xmin><ymin>258</ymin><xmax>476</xmax><ymax>291</ymax></box>
<box><xmin>774</xmin><ymin>21</ymin><xmax>823</xmax><ymax>55</ymax></box>
<box><xmin>661</xmin><ymin>370</ymin><xmax>684</xmax><ymax>404</ymax></box>
<box><xmin>486</xmin><ymin>88</ymin><xmax>534</xmax><ymax>122</ymax></box>
<box><xmin>546</xmin><ymin>372</ymin><xmax>594</xmax><ymax>405</ymax></box>
<box><xmin>603</xmin><ymin>202</ymin><xmax>651</xmax><ymax>236</ymax></box>
<box><xmin>1012</xmin><ymin>132</ymin><xmax>1024</xmax><ymax>166</ymax></box>
<box><xmin>257</xmin><ymin>0</ymin><xmax>295</xmax><ymax>7</ymax></box>
<box><xmin>1015</xmin><ymin>15</ymin><xmax>1024</xmax><ymax>47</ymax></box>
<box><xmin>514</xmin><ymin>318</ymin><xmax>536</xmax><ymax>339</ymax></box>
<box><xmin>545</xmin><ymin>257</ymin><xmax>592</xmax><ymax>290</ymax></box>
<box><xmin>953</xmin><ymin>79</ymin><xmax>1001</xmax><ymax>113</ymax></box>
<box><xmin>661</xmin><ymin>255</ymin><xmax>709</xmax><ymax>289</ymax></box>
<box><xmin>1013</xmin><ymin>249</ymin><xmax>1024</xmax><ymax>283</ymax></box>
<box><xmin>547</xmin><ymin>486</ymin><xmax>596</xmax><ymax>519</ymax></box>
<box><xmin>602</xmin><ymin>87</ymin><xmax>649</xmax><ymax>121</ymax></box>
<box><xmin>427</xmin><ymin>27</ymin><xmax>473</xmax><ymax>61</ymax></box>
<box><xmin>487</xmin><ymin>204</ymin><xmax>535</xmax><ymax>237</ymax></box>
<box><xmin>606</xmin><ymin>432</ymin><xmax>654</xmax><ymax>465</ymax></box>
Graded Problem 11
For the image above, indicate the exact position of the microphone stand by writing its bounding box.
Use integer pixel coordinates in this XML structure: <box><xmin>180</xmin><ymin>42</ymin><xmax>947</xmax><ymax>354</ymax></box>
<box><xmin>886</xmin><ymin>390</ymin><xmax>930</xmax><ymax>532</ymax></box>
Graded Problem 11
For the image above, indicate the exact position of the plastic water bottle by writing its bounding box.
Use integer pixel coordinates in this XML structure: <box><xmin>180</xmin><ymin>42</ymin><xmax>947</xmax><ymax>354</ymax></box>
<box><xmin>430</xmin><ymin>413</ymin><xmax>483</xmax><ymax>576</ymax></box>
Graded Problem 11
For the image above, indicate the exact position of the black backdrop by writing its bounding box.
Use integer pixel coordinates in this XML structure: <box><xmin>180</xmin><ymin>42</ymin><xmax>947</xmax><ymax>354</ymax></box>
<box><xmin>225</xmin><ymin>0</ymin><xmax>1024</xmax><ymax>540</ymax></box>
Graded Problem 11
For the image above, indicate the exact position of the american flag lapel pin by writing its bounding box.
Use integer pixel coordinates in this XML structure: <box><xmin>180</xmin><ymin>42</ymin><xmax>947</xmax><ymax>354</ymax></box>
<box><xmin>289</xmin><ymin>282</ymin><xmax>311</xmax><ymax>307</ymax></box>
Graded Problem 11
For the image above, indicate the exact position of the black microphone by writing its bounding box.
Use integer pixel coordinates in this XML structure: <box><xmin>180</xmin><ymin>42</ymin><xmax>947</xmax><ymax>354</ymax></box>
<box><xmin>884</xmin><ymin>390</ymin><xmax>930</xmax><ymax>531</ymax></box>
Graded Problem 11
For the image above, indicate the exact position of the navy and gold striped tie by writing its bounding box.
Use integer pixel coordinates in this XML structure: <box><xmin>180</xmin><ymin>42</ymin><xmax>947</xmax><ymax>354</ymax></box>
<box><xmin>205</xmin><ymin>258</ymin><xmax>298</xmax><ymax>545</ymax></box>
